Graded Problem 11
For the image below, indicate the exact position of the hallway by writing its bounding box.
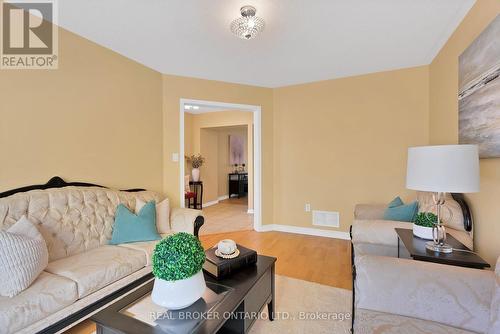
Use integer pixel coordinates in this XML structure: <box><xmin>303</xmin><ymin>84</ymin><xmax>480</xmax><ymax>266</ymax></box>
<box><xmin>199</xmin><ymin>197</ymin><xmax>253</xmax><ymax>235</ymax></box>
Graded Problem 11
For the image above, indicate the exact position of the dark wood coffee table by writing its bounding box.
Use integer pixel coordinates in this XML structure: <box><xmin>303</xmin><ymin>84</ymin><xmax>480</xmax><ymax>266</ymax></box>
<box><xmin>395</xmin><ymin>228</ymin><xmax>490</xmax><ymax>269</ymax></box>
<box><xmin>92</xmin><ymin>255</ymin><xmax>276</xmax><ymax>334</ymax></box>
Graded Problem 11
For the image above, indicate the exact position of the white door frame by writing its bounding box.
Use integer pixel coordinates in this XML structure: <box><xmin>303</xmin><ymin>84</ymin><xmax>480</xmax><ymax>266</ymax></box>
<box><xmin>179</xmin><ymin>98</ymin><xmax>262</xmax><ymax>232</ymax></box>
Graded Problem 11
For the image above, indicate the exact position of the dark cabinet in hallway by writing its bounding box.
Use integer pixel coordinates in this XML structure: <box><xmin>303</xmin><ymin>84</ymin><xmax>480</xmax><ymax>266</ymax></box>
<box><xmin>228</xmin><ymin>173</ymin><xmax>248</xmax><ymax>198</ymax></box>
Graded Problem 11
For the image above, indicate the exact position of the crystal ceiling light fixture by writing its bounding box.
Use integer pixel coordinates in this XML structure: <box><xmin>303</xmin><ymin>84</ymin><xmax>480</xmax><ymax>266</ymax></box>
<box><xmin>230</xmin><ymin>5</ymin><xmax>265</xmax><ymax>40</ymax></box>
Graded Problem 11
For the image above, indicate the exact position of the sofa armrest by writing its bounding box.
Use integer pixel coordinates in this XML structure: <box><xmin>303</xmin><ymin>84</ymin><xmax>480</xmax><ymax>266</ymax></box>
<box><xmin>354</xmin><ymin>255</ymin><xmax>494</xmax><ymax>333</ymax></box>
<box><xmin>354</xmin><ymin>204</ymin><xmax>386</xmax><ymax>220</ymax></box>
<box><xmin>351</xmin><ymin>219</ymin><xmax>410</xmax><ymax>246</ymax></box>
<box><xmin>170</xmin><ymin>208</ymin><xmax>204</xmax><ymax>237</ymax></box>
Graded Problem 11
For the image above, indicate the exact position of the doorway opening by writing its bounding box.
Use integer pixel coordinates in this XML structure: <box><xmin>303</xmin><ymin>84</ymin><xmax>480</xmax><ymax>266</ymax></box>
<box><xmin>179</xmin><ymin>99</ymin><xmax>262</xmax><ymax>234</ymax></box>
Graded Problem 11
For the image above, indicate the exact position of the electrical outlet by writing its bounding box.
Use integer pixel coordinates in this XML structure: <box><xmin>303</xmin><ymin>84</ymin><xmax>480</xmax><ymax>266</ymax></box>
<box><xmin>305</xmin><ymin>203</ymin><xmax>311</xmax><ymax>212</ymax></box>
<box><xmin>171</xmin><ymin>153</ymin><xmax>179</xmax><ymax>162</ymax></box>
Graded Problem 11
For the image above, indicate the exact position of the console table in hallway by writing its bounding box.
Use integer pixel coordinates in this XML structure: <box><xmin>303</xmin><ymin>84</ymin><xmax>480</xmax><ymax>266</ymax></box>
<box><xmin>228</xmin><ymin>173</ymin><xmax>248</xmax><ymax>199</ymax></box>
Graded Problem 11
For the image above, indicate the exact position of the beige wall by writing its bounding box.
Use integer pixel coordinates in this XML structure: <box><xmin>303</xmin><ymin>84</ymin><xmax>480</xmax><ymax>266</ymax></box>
<box><xmin>273</xmin><ymin>66</ymin><xmax>430</xmax><ymax>232</ymax></box>
<box><xmin>0</xmin><ymin>25</ymin><xmax>163</xmax><ymax>192</ymax></box>
<box><xmin>184</xmin><ymin>113</ymin><xmax>194</xmax><ymax>173</ymax></box>
<box><xmin>162</xmin><ymin>75</ymin><xmax>273</xmax><ymax>225</ymax></box>
<box><xmin>429</xmin><ymin>0</ymin><xmax>500</xmax><ymax>266</ymax></box>
<box><xmin>184</xmin><ymin>111</ymin><xmax>253</xmax><ymax>206</ymax></box>
<box><xmin>199</xmin><ymin>128</ymin><xmax>219</xmax><ymax>203</ymax></box>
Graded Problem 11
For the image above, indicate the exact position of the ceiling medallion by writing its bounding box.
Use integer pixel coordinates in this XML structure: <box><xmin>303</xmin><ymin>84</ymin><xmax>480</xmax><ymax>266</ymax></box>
<box><xmin>230</xmin><ymin>5</ymin><xmax>265</xmax><ymax>40</ymax></box>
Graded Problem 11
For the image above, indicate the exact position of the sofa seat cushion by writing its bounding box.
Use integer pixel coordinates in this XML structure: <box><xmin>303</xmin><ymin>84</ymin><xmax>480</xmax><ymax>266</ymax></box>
<box><xmin>45</xmin><ymin>245</ymin><xmax>146</xmax><ymax>298</ymax></box>
<box><xmin>117</xmin><ymin>233</ymin><xmax>172</xmax><ymax>265</ymax></box>
<box><xmin>0</xmin><ymin>271</ymin><xmax>78</xmax><ymax>334</ymax></box>
<box><xmin>354</xmin><ymin>309</ymin><xmax>476</xmax><ymax>334</ymax></box>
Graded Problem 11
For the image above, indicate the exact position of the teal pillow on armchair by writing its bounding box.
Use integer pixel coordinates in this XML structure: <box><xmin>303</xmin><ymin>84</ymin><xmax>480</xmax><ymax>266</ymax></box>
<box><xmin>387</xmin><ymin>196</ymin><xmax>404</xmax><ymax>208</ymax></box>
<box><xmin>109</xmin><ymin>201</ymin><xmax>161</xmax><ymax>245</ymax></box>
<box><xmin>383</xmin><ymin>197</ymin><xmax>418</xmax><ymax>222</ymax></box>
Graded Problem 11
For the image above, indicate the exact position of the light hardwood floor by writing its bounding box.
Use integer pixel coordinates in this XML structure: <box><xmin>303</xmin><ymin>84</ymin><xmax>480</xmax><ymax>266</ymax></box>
<box><xmin>200</xmin><ymin>197</ymin><xmax>253</xmax><ymax>235</ymax></box>
<box><xmin>201</xmin><ymin>230</ymin><xmax>352</xmax><ymax>289</ymax></box>
<box><xmin>65</xmin><ymin>230</ymin><xmax>351</xmax><ymax>334</ymax></box>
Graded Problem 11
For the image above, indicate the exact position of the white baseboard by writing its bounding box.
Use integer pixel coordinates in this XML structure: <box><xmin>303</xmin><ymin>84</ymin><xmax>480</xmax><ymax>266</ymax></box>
<box><xmin>247</xmin><ymin>209</ymin><xmax>254</xmax><ymax>214</ymax></box>
<box><xmin>204</xmin><ymin>195</ymin><xmax>250</xmax><ymax>208</ymax></box>
<box><xmin>202</xmin><ymin>200</ymin><xmax>219</xmax><ymax>208</ymax></box>
<box><xmin>255</xmin><ymin>224</ymin><xmax>350</xmax><ymax>240</ymax></box>
<box><xmin>217</xmin><ymin>195</ymin><xmax>229</xmax><ymax>201</ymax></box>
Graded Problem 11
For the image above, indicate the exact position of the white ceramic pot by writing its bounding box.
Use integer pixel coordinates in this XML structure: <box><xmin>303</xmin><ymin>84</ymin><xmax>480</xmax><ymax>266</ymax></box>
<box><xmin>151</xmin><ymin>270</ymin><xmax>206</xmax><ymax>309</ymax></box>
<box><xmin>413</xmin><ymin>224</ymin><xmax>438</xmax><ymax>240</ymax></box>
<box><xmin>191</xmin><ymin>168</ymin><xmax>200</xmax><ymax>182</ymax></box>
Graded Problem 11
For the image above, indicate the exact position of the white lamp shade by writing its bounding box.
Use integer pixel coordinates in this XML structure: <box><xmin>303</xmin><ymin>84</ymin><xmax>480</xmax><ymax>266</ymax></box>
<box><xmin>406</xmin><ymin>145</ymin><xmax>479</xmax><ymax>193</ymax></box>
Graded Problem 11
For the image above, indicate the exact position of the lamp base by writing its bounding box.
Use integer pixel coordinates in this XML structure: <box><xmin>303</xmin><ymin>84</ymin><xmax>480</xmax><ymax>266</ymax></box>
<box><xmin>425</xmin><ymin>241</ymin><xmax>453</xmax><ymax>254</ymax></box>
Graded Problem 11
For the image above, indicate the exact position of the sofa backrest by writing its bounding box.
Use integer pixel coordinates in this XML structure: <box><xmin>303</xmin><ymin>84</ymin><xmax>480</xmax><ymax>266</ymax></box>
<box><xmin>0</xmin><ymin>186</ymin><xmax>161</xmax><ymax>261</ymax></box>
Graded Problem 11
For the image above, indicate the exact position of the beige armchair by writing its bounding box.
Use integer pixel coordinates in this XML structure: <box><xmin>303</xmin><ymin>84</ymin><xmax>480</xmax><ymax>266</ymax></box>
<box><xmin>351</xmin><ymin>193</ymin><xmax>474</xmax><ymax>259</ymax></box>
<box><xmin>353</xmin><ymin>255</ymin><xmax>500</xmax><ymax>334</ymax></box>
<box><xmin>349</xmin><ymin>193</ymin><xmax>493</xmax><ymax>333</ymax></box>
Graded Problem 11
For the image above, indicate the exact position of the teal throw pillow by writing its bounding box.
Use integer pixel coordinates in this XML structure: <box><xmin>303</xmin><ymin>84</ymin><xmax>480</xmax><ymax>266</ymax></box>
<box><xmin>109</xmin><ymin>201</ymin><xmax>161</xmax><ymax>245</ymax></box>
<box><xmin>387</xmin><ymin>196</ymin><xmax>404</xmax><ymax>208</ymax></box>
<box><xmin>383</xmin><ymin>198</ymin><xmax>418</xmax><ymax>222</ymax></box>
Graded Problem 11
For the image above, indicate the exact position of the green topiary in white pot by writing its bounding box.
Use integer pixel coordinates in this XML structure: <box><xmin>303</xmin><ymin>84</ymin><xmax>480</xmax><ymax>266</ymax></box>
<box><xmin>413</xmin><ymin>212</ymin><xmax>443</xmax><ymax>240</ymax></box>
<box><xmin>151</xmin><ymin>232</ymin><xmax>206</xmax><ymax>309</ymax></box>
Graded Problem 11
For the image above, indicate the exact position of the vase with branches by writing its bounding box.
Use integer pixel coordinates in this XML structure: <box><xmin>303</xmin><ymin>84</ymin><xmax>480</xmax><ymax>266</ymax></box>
<box><xmin>186</xmin><ymin>154</ymin><xmax>205</xmax><ymax>181</ymax></box>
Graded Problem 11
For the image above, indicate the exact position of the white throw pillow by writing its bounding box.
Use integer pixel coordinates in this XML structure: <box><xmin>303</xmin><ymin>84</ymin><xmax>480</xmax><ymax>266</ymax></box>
<box><xmin>135</xmin><ymin>198</ymin><xmax>171</xmax><ymax>234</ymax></box>
<box><xmin>0</xmin><ymin>216</ymin><xmax>49</xmax><ymax>297</ymax></box>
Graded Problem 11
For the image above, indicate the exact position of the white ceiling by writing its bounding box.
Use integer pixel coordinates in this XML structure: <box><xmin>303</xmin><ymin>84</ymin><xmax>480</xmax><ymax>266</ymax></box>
<box><xmin>58</xmin><ymin>0</ymin><xmax>475</xmax><ymax>88</ymax></box>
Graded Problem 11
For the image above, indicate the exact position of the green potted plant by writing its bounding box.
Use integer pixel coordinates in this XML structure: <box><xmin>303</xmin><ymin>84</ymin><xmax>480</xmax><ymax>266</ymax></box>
<box><xmin>186</xmin><ymin>154</ymin><xmax>205</xmax><ymax>182</ymax></box>
<box><xmin>413</xmin><ymin>212</ymin><xmax>442</xmax><ymax>240</ymax></box>
<box><xmin>151</xmin><ymin>232</ymin><xmax>206</xmax><ymax>309</ymax></box>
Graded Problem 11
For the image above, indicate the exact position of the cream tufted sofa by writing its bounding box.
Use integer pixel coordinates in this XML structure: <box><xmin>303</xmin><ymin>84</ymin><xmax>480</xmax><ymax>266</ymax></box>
<box><xmin>0</xmin><ymin>183</ymin><xmax>203</xmax><ymax>334</ymax></box>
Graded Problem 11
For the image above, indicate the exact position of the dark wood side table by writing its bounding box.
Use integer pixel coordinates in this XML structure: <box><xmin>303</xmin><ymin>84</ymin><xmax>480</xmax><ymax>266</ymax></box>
<box><xmin>228</xmin><ymin>173</ymin><xmax>248</xmax><ymax>199</ymax></box>
<box><xmin>189</xmin><ymin>181</ymin><xmax>203</xmax><ymax>210</ymax></box>
<box><xmin>92</xmin><ymin>255</ymin><xmax>276</xmax><ymax>334</ymax></box>
<box><xmin>395</xmin><ymin>228</ymin><xmax>490</xmax><ymax>269</ymax></box>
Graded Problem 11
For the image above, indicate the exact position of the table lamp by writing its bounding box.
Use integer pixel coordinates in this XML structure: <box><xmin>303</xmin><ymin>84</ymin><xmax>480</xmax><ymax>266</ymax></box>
<box><xmin>406</xmin><ymin>145</ymin><xmax>479</xmax><ymax>253</ymax></box>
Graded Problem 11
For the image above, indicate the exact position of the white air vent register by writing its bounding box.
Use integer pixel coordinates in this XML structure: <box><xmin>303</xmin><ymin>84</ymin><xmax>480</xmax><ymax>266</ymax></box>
<box><xmin>312</xmin><ymin>210</ymin><xmax>340</xmax><ymax>228</ymax></box>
